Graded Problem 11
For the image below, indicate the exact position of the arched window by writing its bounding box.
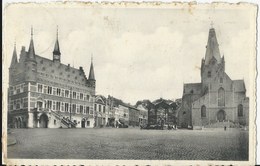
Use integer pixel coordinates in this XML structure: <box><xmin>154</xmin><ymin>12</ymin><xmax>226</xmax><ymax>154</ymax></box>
<box><xmin>218</xmin><ymin>87</ymin><xmax>225</xmax><ymax>106</ymax></box>
<box><xmin>238</xmin><ymin>104</ymin><xmax>243</xmax><ymax>117</ymax></box>
<box><xmin>201</xmin><ymin>105</ymin><xmax>206</xmax><ymax>117</ymax></box>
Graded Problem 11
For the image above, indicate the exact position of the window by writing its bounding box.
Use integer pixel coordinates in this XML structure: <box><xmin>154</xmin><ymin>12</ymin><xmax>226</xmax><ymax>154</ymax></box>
<box><xmin>87</xmin><ymin>95</ymin><xmax>90</xmax><ymax>101</ymax></box>
<box><xmin>47</xmin><ymin>86</ymin><xmax>52</xmax><ymax>95</ymax></box>
<box><xmin>65</xmin><ymin>103</ymin><xmax>69</xmax><ymax>112</ymax></box>
<box><xmin>56</xmin><ymin>102</ymin><xmax>61</xmax><ymax>111</ymax></box>
<box><xmin>220</xmin><ymin>77</ymin><xmax>223</xmax><ymax>83</ymax></box>
<box><xmin>65</xmin><ymin>90</ymin><xmax>69</xmax><ymax>98</ymax></box>
<box><xmin>80</xmin><ymin>93</ymin><xmax>83</xmax><ymax>100</ymax></box>
<box><xmin>47</xmin><ymin>100</ymin><xmax>52</xmax><ymax>109</ymax></box>
<box><xmin>16</xmin><ymin>99</ymin><xmax>20</xmax><ymax>109</ymax></box>
<box><xmin>80</xmin><ymin>105</ymin><xmax>83</xmax><ymax>114</ymax></box>
<box><xmin>16</xmin><ymin>85</ymin><xmax>20</xmax><ymax>94</ymax></box>
<box><xmin>87</xmin><ymin>121</ymin><xmax>90</xmax><ymax>126</ymax></box>
<box><xmin>218</xmin><ymin>87</ymin><xmax>225</xmax><ymax>106</ymax></box>
<box><xmin>20</xmin><ymin>84</ymin><xmax>24</xmax><ymax>93</ymax></box>
<box><xmin>86</xmin><ymin>107</ymin><xmax>90</xmax><ymax>114</ymax></box>
<box><xmin>103</xmin><ymin>106</ymin><xmax>105</xmax><ymax>113</ymax></box>
<box><xmin>201</xmin><ymin>105</ymin><xmax>206</xmax><ymax>117</ymax></box>
<box><xmin>54</xmin><ymin>119</ymin><xmax>56</xmax><ymax>125</ymax></box>
<box><xmin>99</xmin><ymin>105</ymin><xmax>101</xmax><ymax>112</ymax></box>
<box><xmin>57</xmin><ymin>88</ymin><xmax>61</xmax><ymax>96</ymax></box>
<box><xmin>238</xmin><ymin>104</ymin><xmax>243</xmax><ymax>117</ymax></box>
<box><xmin>72</xmin><ymin>104</ymin><xmax>76</xmax><ymax>113</ymax></box>
<box><xmin>38</xmin><ymin>84</ymin><xmax>43</xmax><ymax>93</ymax></box>
<box><xmin>73</xmin><ymin>92</ymin><xmax>76</xmax><ymax>99</ymax></box>
<box><xmin>76</xmin><ymin>105</ymin><xmax>79</xmax><ymax>113</ymax></box>
<box><xmin>94</xmin><ymin>104</ymin><xmax>97</xmax><ymax>111</ymax></box>
<box><xmin>207</xmin><ymin>71</ymin><xmax>211</xmax><ymax>78</ymax></box>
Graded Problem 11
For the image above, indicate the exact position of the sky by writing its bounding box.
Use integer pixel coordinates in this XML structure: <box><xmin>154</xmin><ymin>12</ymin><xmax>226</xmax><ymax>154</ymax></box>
<box><xmin>3</xmin><ymin>3</ymin><xmax>256</xmax><ymax>105</ymax></box>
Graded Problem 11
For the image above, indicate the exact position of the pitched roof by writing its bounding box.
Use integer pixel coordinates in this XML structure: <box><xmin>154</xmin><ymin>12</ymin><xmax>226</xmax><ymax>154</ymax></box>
<box><xmin>233</xmin><ymin>80</ymin><xmax>246</xmax><ymax>92</ymax></box>
<box><xmin>88</xmin><ymin>61</ymin><xmax>95</xmax><ymax>80</ymax></box>
<box><xmin>183</xmin><ymin>83</ymin><xmax>202</xmax><ymax>95</ymax></box>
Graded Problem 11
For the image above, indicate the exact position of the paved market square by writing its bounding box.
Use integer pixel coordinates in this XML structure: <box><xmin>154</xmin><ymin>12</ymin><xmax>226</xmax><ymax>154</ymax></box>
<box><xmin>7</xmin><ymin>128</ymin><xmax>248</xmax><ymax>160</ymax></box>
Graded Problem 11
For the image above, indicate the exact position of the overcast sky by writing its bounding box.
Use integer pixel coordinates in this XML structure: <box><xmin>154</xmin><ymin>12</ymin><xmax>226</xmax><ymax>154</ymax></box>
<box><xmin>3</xmin><ymin>3</ymin><xmax>256</xmax><ymax>104</ymax></box>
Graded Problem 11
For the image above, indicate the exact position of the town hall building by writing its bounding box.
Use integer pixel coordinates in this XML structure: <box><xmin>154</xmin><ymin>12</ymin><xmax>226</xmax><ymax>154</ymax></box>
<box><xmin>8</xmin><ymin>28</ymin><xmax>96</xmax><ymax>128</ymax></box>
<box><xmin>177</xmin><ymin>27</ymin><xmax>249</xmax><ymax>129</ymax></box>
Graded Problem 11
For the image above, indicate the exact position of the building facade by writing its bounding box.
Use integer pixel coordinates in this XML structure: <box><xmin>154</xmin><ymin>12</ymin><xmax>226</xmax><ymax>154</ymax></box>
<box><xmin>177</xmin><ymin>28</ymin><xmax>249</xmax><ymax>129</ymax></box>
<box><xmin>8</xmin><ymin>28</ymin><xmax>96</xmax><ymax>128</ymax></box>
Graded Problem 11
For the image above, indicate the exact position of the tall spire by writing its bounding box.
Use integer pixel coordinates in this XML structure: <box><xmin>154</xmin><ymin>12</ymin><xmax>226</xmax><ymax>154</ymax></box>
<box><xmin>28</xmin><ymin>26</ymin><xmax>36</xmax><ymax>60</ymax></box>
<box><xmin>204</xmin><ymin>27</ymin><xmax>221</xmax><ymax>65</ymax></box>
<box><xmin>53</xmin><ymin>25</ymin><xmax>61</xmax><ymax>56</ymax></box>
<box><xmin>11</xmin><ymin>41</ymin><xmax>18</xmax><ymax>66</ymax></box>
<box><xmin>88</xmin><ymin>55</ymin><xmax>95</xmax><ymax>80</ymax></box>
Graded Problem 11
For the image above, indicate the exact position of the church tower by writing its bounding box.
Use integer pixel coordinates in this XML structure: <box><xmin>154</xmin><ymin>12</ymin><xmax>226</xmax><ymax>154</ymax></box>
<box><xmin>25</xmin><ymin>27</ymin><xmax>37</xmax><ymax>83</ymax></box>
<box><xmin>88</xmin><ymin>56</ymin><xmax>96</xmax><ymax>88</ymax></box>
<box><xmin>53</xmin><ymin>26</ymin><xmax>61</xmax><ymax>63</ymax></box>
<box><xmin>201</xmin><ymin>27</ymin><xmax>223</xmax><ymax>93</ymax></box>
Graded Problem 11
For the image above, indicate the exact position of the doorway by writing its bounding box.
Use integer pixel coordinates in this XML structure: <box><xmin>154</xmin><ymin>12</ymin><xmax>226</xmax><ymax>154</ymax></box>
<box><xmin>39</xmin><ymin>114</ymin><xmax>48</xmax><ymax>128</ymax></box>
<box><xmin>217</xmin><ymin>110</ymin><xmax>225</xmax><ymax>122</ymax></box>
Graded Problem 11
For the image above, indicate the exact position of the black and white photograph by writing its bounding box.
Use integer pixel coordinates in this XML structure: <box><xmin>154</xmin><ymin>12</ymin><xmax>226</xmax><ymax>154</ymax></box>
<box><xmin>2</xmin><ymin>1</ymin><xmax>257</xmax><ymax>165</ymax></box>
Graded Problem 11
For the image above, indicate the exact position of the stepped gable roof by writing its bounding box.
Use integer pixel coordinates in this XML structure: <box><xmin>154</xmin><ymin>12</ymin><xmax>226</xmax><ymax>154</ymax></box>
<box><xmin>183</xmin><ymin>83</ymin><xmax>202</xmax><ymax>95</ymax></box>
<box><xmin>35</xmin><ymin>55</ymin><xmax>88</xmax><ymax>86</ymax></box>
<box><xmin>233</xmin><ymin>80</ymin><xmax>246</xmax><ymax>92</ymax></box>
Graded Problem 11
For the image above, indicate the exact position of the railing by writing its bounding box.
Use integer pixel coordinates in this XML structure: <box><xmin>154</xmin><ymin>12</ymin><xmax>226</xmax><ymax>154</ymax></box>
<box><xmin>50</xmin><ymin>110</ymin><xmax>77</xmax><ymax>128</ymax></box>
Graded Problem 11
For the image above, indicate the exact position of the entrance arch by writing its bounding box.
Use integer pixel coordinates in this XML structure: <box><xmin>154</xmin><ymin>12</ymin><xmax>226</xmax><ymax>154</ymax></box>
<box><xmin>39</xmin><ymin>114</ymin><xmax>48</xmax><ymax>128</ymax></box>
<box><xmin>217</xmin><ymin>110</ymin><xmax>225</xmax><ymax>122</ymax></box>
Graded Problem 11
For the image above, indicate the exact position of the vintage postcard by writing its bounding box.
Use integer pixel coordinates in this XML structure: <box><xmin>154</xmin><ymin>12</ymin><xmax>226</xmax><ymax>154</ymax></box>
<box><xmin>2</xmin><ymin>1</ymin><xmax>257</xmax><ymax>165</ymax></box>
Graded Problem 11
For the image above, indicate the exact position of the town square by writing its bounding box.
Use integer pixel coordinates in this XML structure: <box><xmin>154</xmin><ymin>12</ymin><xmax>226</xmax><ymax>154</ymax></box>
<box><xmin>3</xmin><ymin>2</ymin><xmax>256</xmax><ymax>165</ymax></box>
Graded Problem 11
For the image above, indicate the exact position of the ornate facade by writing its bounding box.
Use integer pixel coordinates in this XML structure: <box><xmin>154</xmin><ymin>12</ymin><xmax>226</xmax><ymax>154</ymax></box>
<box><xmin>8</xmin><ymin>28</ymin><xmax>96</xmax><ymax>128</ymax></box>
<box><xmin>177</xmin><ymin>28</ymin><xmax>249</xmax><ymax>129</ymax></box>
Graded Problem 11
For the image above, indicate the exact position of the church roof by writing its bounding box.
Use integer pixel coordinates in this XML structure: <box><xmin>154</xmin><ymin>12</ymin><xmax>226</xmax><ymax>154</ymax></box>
<box><xmin>183</xmin><ymin>83</ymin><xmax>202</xmax><ymax>95</ymax></box>
<box><xmin>233</xmin><ymin>80</ymin><xmax>246</xmax><ymax>92</ymax></box>
<box><xmin>204</xmin><ymin>28</ymin><xmax>221</xmax><ymax>65</ymax></box>
<box><xmin>10</xmin><ymin>44</ymin><xmax>18</xmax><ymax>66</ymax></box>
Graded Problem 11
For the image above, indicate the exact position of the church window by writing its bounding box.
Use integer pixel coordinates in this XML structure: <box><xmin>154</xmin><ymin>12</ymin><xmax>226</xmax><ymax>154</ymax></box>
<box><xmin>201</xmin><ymin>105</ymin><xmax>206</xmax><ymax>117</ymax></box>
<box><xmin>220</xmin><ymin>77</ymin><xmax>223</xmax><ymax>83</ymax></box>
<box><xmin>47</xmin><ymin>86</ymin><xmax>52</xmax><ymax>95</ymax></box>
<box><xmin>218</xmin><ymin>87</ymin><xmax>225</xmax><ymax>106</ymax></box>
<box><xmin>238</xmin><ymin>104</ymin><xmax>243</xmax><ymax>117</ymax></box>
<box><xmin>207</xmin><ymin>71</ymin><xmax>211</xmax><ymax>78</ymax></box>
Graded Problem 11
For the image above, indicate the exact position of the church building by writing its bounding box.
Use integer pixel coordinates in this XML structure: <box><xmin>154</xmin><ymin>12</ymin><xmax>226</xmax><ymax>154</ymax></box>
<box><xmin>8</xmin><ymin>27</ymin><xmax>96</xmax><ymax>128</ymax></box>
<box><xmin>177</xmin><ymin>27</ymin><xmax>249</xmax><ymax>129</ymax></box>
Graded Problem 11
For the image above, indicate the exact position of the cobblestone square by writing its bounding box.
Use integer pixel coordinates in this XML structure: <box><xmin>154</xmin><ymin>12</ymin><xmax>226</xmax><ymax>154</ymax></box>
<box><xmin>7</xmin><ymin>128</ymin><xmax>248</xmax><ymax>160</ymax></box>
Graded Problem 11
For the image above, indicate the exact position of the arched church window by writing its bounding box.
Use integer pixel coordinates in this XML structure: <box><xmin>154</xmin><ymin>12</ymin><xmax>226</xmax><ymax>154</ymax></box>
<box><xmin>220</xmin><ymin>77</ymin><xmax>223</xmax><ymax>83</ymax></box>
<box><xmin>208</xmin><ymin>71</ymin><xmax>211</xmax><ymax>78</ymax></box>
<box><xmin>218</xmin><ymin>87</ymin><xmax>225</xmax><ymax>106</ymax></box>
<box><xmin>238</xmin><ymin>104</ymin><xmax>243</xmax><ymax>117</ymax></box>
<box><xmin>201</xmin><ymin>105</ymin><xmax>206</xmax><ymax>117</ymax></box>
